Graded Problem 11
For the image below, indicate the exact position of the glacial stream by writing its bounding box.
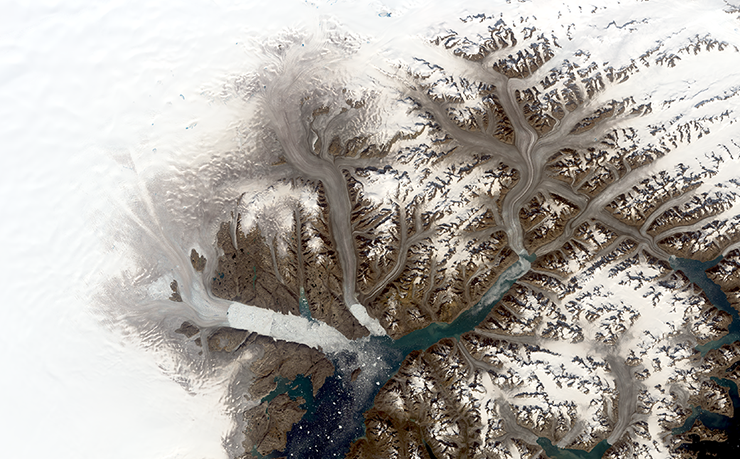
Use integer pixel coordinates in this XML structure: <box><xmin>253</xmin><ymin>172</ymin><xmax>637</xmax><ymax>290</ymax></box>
<box><xmin>255</xmin><ymin>255</ymin><xmax>740</xmax><ymax>458</ymax></box>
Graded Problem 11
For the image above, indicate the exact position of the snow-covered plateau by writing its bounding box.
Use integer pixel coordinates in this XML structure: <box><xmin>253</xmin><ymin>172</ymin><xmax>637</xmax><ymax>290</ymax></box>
<box><xmin>5</xmin><ymin>1</ymin><xmax>740</xmax><ymax>459</ymax></box>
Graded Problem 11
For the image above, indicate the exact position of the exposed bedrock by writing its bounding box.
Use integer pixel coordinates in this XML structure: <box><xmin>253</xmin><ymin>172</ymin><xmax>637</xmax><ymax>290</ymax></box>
<box><xmin>174</xmin><ymin>322</ymin><xmax>334</xmax><ymax>458</ymax></box>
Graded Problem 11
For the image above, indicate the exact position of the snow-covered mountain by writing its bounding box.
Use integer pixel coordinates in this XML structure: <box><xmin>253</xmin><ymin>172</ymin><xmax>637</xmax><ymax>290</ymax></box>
<box><xmin>91</xmin><ymin>1</ymin><xmax>740</xmax><ymax>458</ymax></box>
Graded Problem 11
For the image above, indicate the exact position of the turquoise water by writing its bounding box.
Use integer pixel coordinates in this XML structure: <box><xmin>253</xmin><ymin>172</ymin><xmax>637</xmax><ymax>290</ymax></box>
<box><xmin>260</xmin><ymin>374</ymin><xmax>315</xmax><ymax>412</ymax></box>
<box><xmin>537</xmin><ymin>438</ymin><xmax>611</xmax><ymax>459</ymax></box>
<box><xmin>720</xmin><ymin>376</ymin><xmax>740</xmax><ymax>408</ymax></box>
<box><xmin>672</xmin><ymin>377</ymin><xmax>739</xmax><ymax>435</ymax></box>
<box><xmin>669</xmin><ymin>256</ymin><xmax>740</xmax><ymax>355</ymax></box>
<box><xmin>264</xmin><ymin>254</ymin><xmax>740</xmax><ymax>458</ymax></box>
<box><xmin>250</xmin><ymin>374</ymin><xmax>318</xmax><ymax>459</ymax></box>
<box><xmin>668</xmin><ymin>255</ymin><xmax>740</xmax><ymax>454</ymax></box>
<box><xmin>531</xmin><ymin>256</ymin><xmax>740</xmax><ymax>459</ymax></box>
<box><xmin>269</xmin><ymin>255</ymin><xmax>534</xmax><ymax>458</ymax></box>
<box><xmin>298</xmin><ymin>288</ymin><xmax>312</xmax><ymax>319</ymax></box>
<box><xmin>391</xmin><ymin>252</ymin><xmax>536</xmax><ymax>355</ymax></box>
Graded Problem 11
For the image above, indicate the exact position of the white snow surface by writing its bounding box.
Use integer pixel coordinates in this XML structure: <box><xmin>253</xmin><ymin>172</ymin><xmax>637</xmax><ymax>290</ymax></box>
<box><xmin>0</xmin><ymin>1</ymin><xmax>386</xmax><ymax>457</ymax></box>
<box><xmin>5</xmin><ymin>0</ymin><xmax>740</xmax><ymax>458</ymax></box>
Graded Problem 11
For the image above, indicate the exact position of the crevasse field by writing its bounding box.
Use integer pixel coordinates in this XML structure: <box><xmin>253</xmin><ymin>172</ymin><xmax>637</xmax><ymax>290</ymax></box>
<box><xmin>0</xmin><ymin>1</ymin><xmax>350</xmax><ymax>457</ymax></box>
<box><xmin>4</xmin><ymin>1</ymin><xmax>740</xmax><ymax>458</ymax></box>
<box><xmin>1</xmin><ymin>2</ymin><xmax>442</xmax><ymax>457</ymax></box>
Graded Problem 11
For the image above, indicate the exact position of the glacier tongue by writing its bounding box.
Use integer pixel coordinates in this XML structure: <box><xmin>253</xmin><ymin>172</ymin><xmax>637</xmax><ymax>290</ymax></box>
<box><xmin>226</xmin><ymin>302</ymin><xmax>351</xmax><ymax>352</ymax></box>
<box><xmin>349</xmin><ymin>302</ymin><xmax>387</xmax><ymax>336</ymax></box>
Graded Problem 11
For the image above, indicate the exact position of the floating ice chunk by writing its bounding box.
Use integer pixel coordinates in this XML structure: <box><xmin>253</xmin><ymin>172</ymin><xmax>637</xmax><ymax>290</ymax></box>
<box><xmin>476</xmin><ymin>256</ymin><xmax>532</xmax><ymax>311</ymax></box>
<box><xmin>349</xmin><ymin>303</ymin><xmax>387</xmax><ymax>336</ymax></box>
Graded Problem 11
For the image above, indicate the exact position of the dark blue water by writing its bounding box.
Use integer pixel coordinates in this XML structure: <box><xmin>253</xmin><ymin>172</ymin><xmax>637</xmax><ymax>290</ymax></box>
<box><xmin>537</xmin><ymin>438</ymin><xmax>611</xmax><ymax>459</ymax></box>
<box><xmin>672</xmin><ymin>377</ymin><xmax>738</xmax><ymax>435</ymax></box>
<box><xmin>670</xmin><ymin>256</ymin><xmax>740</xmax><ymax>356</ymax></box>
<box><xmin>526</xmin><ymin>256</ymin><xmax>740</xmax><ymax>459</ymax></box>
<box><xmin>423</xmin><ymin>440</ymin><xmax>439</xmax><ymax>459</ymax></box>
<box><xmin>249</xmin><ymin>255</ymin><xmax>534</xmax><ymax>458</ymax></box>
<box><xmin>675</xmin><ymin>376</ymin><xmax>740</xmax><ymax>457</ymax></box>
<box><xmin>260</xmin><ymin>374</ymin><xmax>316</xmax><ymax>412</ymax></box>
<box><xmin>670</xmin><ymin>256</ymin><xmax>740</xmax><ymax>457</ymax></box>
<box><xmin>255</xmin><ymin>254</ymin><xmax>740</xmax><ymax>459</ymax></box>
